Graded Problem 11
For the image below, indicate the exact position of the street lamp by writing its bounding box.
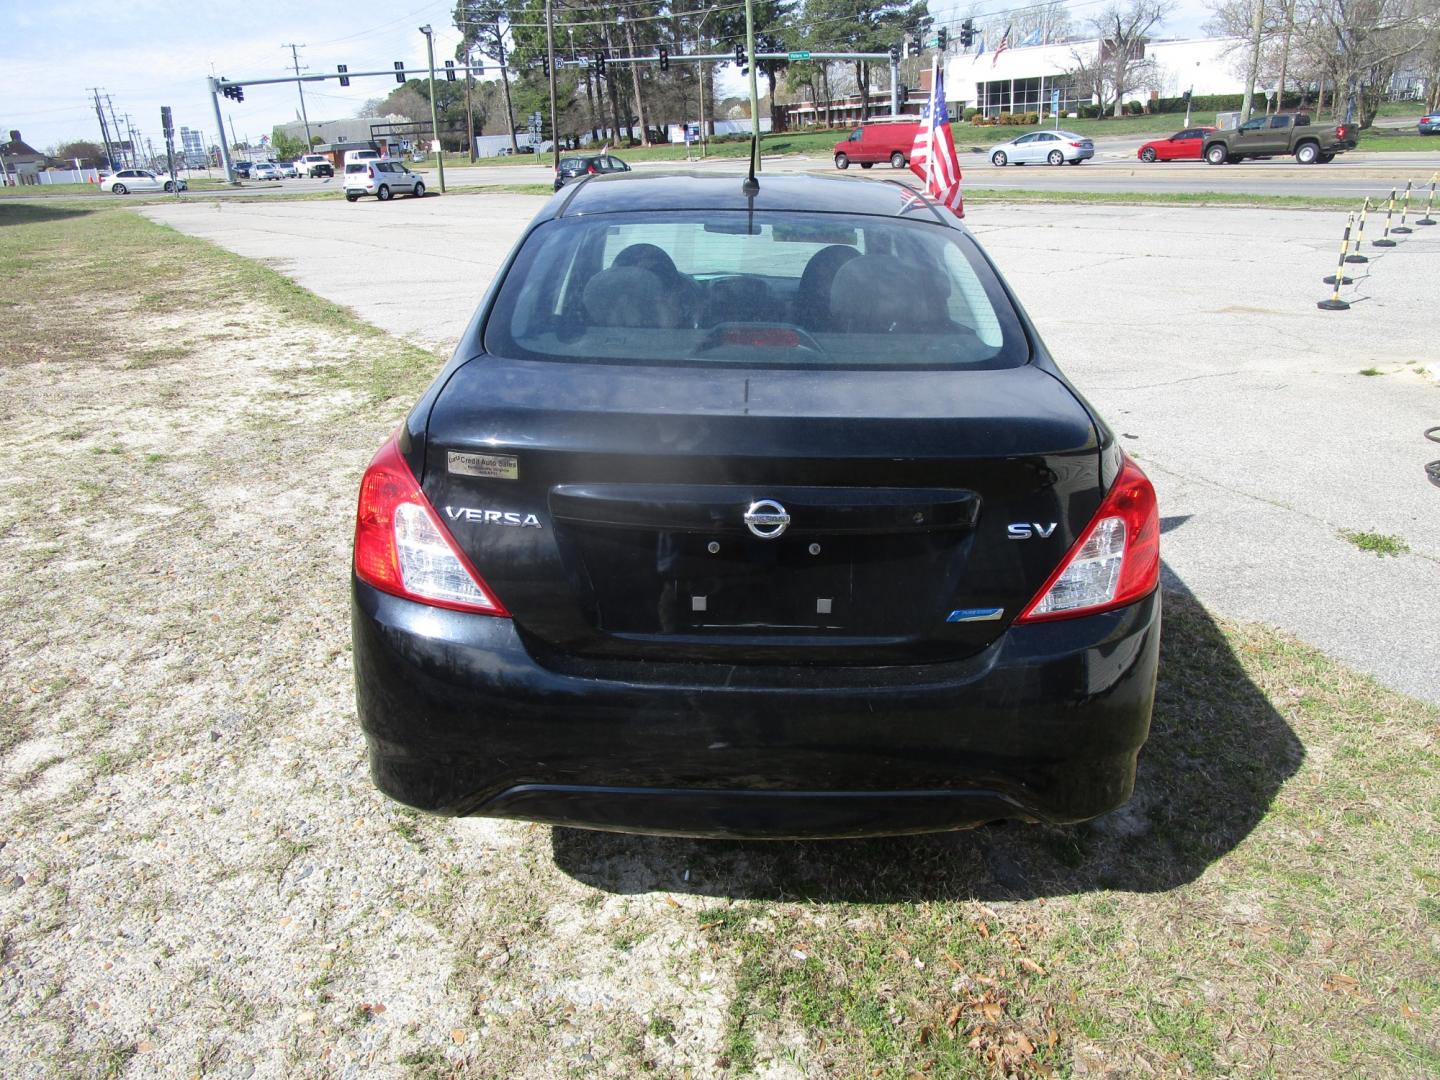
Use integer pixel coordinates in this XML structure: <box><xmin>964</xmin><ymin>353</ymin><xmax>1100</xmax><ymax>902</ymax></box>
<box><xmin>419</xmin><ymin>24</ymin><xmax>445</xmax><ymax>193</ymax></box>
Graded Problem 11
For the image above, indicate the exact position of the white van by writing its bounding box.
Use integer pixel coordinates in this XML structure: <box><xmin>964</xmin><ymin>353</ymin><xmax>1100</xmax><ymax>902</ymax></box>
<box><xmin>343</xmin><ymin>149</ymin><xmax>383</xmax><ymax>168</ymax></box>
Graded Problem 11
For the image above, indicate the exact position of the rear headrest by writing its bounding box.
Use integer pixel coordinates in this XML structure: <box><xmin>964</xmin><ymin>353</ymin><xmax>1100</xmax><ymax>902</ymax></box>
<box><xmin>582</xmin><ymin>267</ymin><xmax>682</xmax><ymax>328</ymax></box>
<box><xmin>829</xmin><ymin>255</ymin><xmax>914</xmax><ymax>333</ymax></box>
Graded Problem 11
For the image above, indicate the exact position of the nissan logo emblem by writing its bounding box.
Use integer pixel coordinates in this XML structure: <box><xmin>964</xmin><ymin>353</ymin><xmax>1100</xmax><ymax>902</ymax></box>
<box><xmin>743</xmin><ymin>499</ymin><xmax>790</xmax><ymax>540</ymax></box>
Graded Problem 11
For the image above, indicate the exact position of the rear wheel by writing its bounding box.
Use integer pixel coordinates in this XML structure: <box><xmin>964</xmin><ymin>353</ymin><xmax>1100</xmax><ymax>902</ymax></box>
<box><xmin>834</xmin><ymin>153</ymin><xmax>849</xmax><ymax>170</ymax></box>
<box><xmin>1294</xmin><ymin>141</ymin><xmax>1320</xmax><ymax>165</ymax></box>
<box><xmin>112</xmin><ymin>183</ymin><xmax>127</xmax><ymax>195</ymax></box>
<box><xmin>1205</xmin><ymin>143</ymin><xmax>1228</xmax><ymax>165</ymax></box>
<box><xmin>345</xmin><ymin>193</ymin><xmax>360</xmax><ymax>202</ymax></box>
<box><xmin>890</xmin><ymin>151</ymin><xmax>905</xmax><ymax>169</ymax></box>
<box><xmin>991</xmin><ymin>151</ymin><xmax>1007</xmax><ymax>167</ymax></box>
<box><xmin>377</xmin><ymin>185</ymin><xmax>392</xmax><ymax>201</ymax></box>
<box><xmin>1047</xmin><ymin>149</ymin><xmax>1064</xmax><ymax>166</ymax></box>
<box><xmin>1140</xmin><ymin>147</ymin><xmax>1157</xmax><ymax>162</ymax></box>
<box><xmin>412</xmin><ymin>181</ymin><xmax>425</xmax><ymax>197</ymax></box>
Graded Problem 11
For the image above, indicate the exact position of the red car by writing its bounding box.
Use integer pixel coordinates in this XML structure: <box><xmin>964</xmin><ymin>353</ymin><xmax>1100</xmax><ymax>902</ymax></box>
<box><xmin>1137</xmin><ymin>126</ymin><xmax>1216</xmax><ymax>162</ymax></box>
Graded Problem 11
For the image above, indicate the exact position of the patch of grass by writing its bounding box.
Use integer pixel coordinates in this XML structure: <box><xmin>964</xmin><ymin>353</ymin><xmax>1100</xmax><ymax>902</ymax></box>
<box><xmin>1338</xmin><ymin>529</ymin><xmax>1410</xmax><ymax>556</ymax></box>
<box><xmin>1356</xmin><ymin>131</ymin><xmax>1440</xmax><ymax>152</ymax></box>
<box><xmin>1358</xmin><ymin>367</ymin><xmax>1384</xmax><ymax>376</ymax></box>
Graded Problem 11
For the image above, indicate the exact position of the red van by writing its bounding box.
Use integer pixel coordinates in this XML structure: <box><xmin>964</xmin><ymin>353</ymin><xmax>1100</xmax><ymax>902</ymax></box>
<box><xmin>833</xmin><ymin>123</ymin><xmax>923</xmax><ymax>170</ymax></box>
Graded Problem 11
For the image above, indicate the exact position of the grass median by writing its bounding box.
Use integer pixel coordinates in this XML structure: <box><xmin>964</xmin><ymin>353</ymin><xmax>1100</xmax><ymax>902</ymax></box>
<box><xmin>0</xmin><ymin>202</ymin><xmax>1436</xmax><ymax>1079</ymax></box>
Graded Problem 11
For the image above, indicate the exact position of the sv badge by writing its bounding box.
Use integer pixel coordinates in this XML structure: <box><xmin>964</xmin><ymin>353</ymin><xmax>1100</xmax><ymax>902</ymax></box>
<box><xmin>1008</xmin><ymin>522</ymin><xmax>1058</xmax><ymax>540</ymax></box>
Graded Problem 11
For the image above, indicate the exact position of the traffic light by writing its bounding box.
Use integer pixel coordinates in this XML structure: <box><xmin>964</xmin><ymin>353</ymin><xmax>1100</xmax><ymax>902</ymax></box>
<box><xmin>659</xmin><ymin>47</ymin><xmax>669</xmax><ymax>72</ymax></box>
<box><xmin>221</xmin><ymin>83</ymin><xmax>245</xmax><ymax>102</ymax></box>
<box><xmin>542</xmin><ymin>56</ymin><xmax>550</xmax><ymax>78</ymax></box>
<box><xmin>905</xmin><ymin>40</ymin><xmax>920</xmax><ymax>59</ymax></box>
<box><xmin>889</xmin><ymin>44</ymin><xmax>900</xmax><ymax>63</ymax></box>
<box><xmin>960</xmin><ymin>20</ymin><xmax>974</xmax><ymax>47</ymax></box>
<box><xmin>445</xmin><ymin>60</ymin><xmax>456</xmax><ymax>81</ymax></box>
<box><xmin>735</xmin><ymin>43</ymin><xmax>746</xmax><ymax>67</ymax></box>
<box><xmin>1182</xmin><ymin>89</ymin><xmax>1193</xmax><ymax>101</ymax></box>
<box><xmin>394</xmin><ymin>61</ymin><xmax>405</xmax><ymax>84</ymax></box>
<box><xmin>937</xmin><ymin>27</ymin><xmax>948</xmax><ymax>51</ymax></box>
<box><xmin>337</xmin><ymin>63</ymin><xmax>350</xmax><ymax>86</ymax></box>
<box><xmin>595</xmin><ymin>52</ymin><xmax>607</xmax><ymax>76</ymax></box>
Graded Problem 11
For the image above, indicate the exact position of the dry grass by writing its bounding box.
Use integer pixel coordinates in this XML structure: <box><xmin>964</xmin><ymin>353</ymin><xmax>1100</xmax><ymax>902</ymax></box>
<box><xmin>0</xmin><ymin>204</ymin><xmax>1435</xmax><ymax>1079</ymax></box>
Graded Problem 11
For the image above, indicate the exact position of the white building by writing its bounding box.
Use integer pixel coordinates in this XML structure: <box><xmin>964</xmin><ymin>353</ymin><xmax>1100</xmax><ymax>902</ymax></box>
<box><xmin>948</xmin><ymin>36</ymin><xmax>1247</xmax><ymax>117</ymax></box>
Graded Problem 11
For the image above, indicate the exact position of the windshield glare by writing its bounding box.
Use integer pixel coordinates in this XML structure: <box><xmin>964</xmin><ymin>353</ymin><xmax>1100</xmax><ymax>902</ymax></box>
<box><xmin>483</xmin><ymin>211</ymin><xmax>1026</xmax><ymax>370</ymax></box>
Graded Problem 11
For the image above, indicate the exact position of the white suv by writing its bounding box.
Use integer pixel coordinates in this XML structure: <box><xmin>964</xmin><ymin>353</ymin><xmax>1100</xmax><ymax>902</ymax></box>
<box><xmin>343</xmin><ymin>160</ymin><xmax>425</xmax><ymax>202</ymax></box>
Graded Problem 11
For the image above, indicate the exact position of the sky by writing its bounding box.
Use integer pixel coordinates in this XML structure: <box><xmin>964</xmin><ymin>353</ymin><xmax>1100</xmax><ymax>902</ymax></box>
<box><xmin>2</xmin><ymin>0</ymin><xmax>1214</xmax><ymax>156</ymax></box>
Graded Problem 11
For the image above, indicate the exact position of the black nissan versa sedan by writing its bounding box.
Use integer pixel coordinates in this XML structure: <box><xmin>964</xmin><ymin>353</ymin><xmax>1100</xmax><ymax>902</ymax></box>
<box><xmin>351</xmin><ymin>173</ymin><xmax>1161</xmax><ymax>838</ymax></box>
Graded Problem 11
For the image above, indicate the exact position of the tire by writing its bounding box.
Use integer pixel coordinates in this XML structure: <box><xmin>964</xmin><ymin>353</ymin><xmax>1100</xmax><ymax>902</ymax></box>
<box><xmin>412</xmin><ymin>182</ymin><xmax>425</xmax><ymax>197</ymax></box>
<box><xmin>834</xmin><ymin>153</ymin><xmax>849</xmax><ymax>170</ymax></box>
<box><xmin>1140</xmin><ymin>147</ymin><xmax>1157</xmax><ymax>162</ymax></box>
<box><xmin>345</xmin><ymin>194</ymin><xmax>360</xmax><ymax>202</ymax></box>
<box><xmin>163</xmin><ymin>181</ymin><xmax>173</xmax><ymax>192</ymax></box>
<box><xmin>1205</xmin><ymin>143</ymin><xmax>1229</xmax><ymax>165</ymax></box>
<box><xmin>991</xmin><ymin>151</ymin><xmax>1007</xmax><ymax>166</ymax></box>
<box><xmin>1048</xmin><ymin>150</ymin><xmax>1065</xmax><ymax>166</ymax></box>
<box><xmin>112</xmin><ymin>183</ymin><xmax>127</xmax><ymax>195</ymax></box>
<box><xmin>860</xmin><ymin>162</ymin><xmax>873</xmax><ymax>169</ymax></box>
<box><xmin>890</xmin><ymin>151</ymin><xmax>905</xmax><ymax>169</ymax></box>
<box><xmin>1294</xmin><ymin>141</ymin><xmax>1319</xmax><ymax>165</ymax></box>
<box><xmin>377</xmin><ymin>185</ymin><xmax>392</xmax><ymax>201</ymax></box>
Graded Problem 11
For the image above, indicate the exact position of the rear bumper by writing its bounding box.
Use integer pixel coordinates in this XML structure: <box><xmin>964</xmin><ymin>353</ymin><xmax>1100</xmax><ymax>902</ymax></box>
<box><xmin>352</xmin><ymin>581</ymin><xmax>1160</xmax><ymax>837</ymax></box>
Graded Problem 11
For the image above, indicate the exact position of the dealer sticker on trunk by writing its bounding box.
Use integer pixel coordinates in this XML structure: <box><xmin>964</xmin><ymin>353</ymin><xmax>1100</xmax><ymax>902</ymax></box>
<box><xmin>448</xmin><ymin>450</ymin><xmax>519</xmax><ymax>481</ymax></box>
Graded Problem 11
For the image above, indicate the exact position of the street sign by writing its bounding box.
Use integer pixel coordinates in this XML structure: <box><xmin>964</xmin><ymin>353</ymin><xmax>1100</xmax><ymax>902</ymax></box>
<box><xmin>925</xmin><ymin>37</ymin><xmax>940</xmax><ymax>48</ymax></box>
<box><xmin>1051</xmin><ymin>88</ymin><xmax>1060</xmax><ymax>111</ymax></box>
<box><xmin>787</xmin><ymin>51</ymin><xmax>811</xmax><ymax>61</ymax></box>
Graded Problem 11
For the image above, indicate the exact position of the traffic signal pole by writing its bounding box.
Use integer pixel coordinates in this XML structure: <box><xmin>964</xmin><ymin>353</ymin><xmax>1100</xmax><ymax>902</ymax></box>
<box><xmin>207</xmin><ymin>78</ymin><xmax>236</xmax><ymax>183</ymax></box>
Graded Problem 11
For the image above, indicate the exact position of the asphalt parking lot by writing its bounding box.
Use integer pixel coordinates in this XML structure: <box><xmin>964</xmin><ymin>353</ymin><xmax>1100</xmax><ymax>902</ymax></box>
<box><xmin>144</xmin><ymin>193</ymin><xmax>1440</xmax><ymax>702</ymax></box>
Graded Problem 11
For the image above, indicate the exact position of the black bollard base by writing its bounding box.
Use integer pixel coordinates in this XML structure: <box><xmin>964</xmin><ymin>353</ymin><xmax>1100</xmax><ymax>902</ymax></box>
<box><xmin>1392</xmin><ymin>226</ymin><xmax>1413</xmax><ymax>234</ymax></box>
<box><xmin>1344</xmin><ymin>254</ymin><xmax>1369</xmax><ymax>263</ymax></box>
<box><xmin>1372</xmin><ymin>238</ymin><xmax>1397</xmax><ymax>247</ymax></box>
<box><xmin>1415</xmin><ymin>218</ymin><xmax>1435</xmax><ymax>226</ymax></box>
<box><xmin>1323</xmin><ymin>274</ymin><xmax>1353</xmax><ymax>285</ymax></box>
<box><xmin>1317</xmin><ymin>298</ymin><xmax>1350</xmax><ymax>310</ymax></box>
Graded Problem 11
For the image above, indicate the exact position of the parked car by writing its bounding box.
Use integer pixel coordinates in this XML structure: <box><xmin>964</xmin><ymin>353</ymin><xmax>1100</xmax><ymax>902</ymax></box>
<box><xmin>989</xmin><ymin>130</ymin><xmax>1094</xmax><ymax>166</ymax></box>
<box><xmin>554</xmin><ymin>154</ymin><xmax>632</xmax><ymax>191</ymax></box>
<box><xmin>349</xmin><ymin>174</ymin><xmax>1161</xmax><ymax>838</ymax></box>
<box><xmin>233</xmin><ymin>160</ymin><xmax>253</xmax><ymax>178</ymax></box>
<box><xmin>251</xmin><ymin>162</ymin><xmax>282</xmax><ymax>181</ymax></box>
<box><xmin>99</xmin><ymin>169</ymin><xmax>187</xmax><ymax>194</ymax></box>
<box><xmin>1203</xmin><ymin>113</ymin><xmax>1356</xmax><ymax>164</ymax></box>
<box><xmin>1137</xmin><ymin>126</ymin><xmax>1217</xmax><ymax>162</ymax></box>
<box><xmin>297</xmin><ymin>153</ymin><xmax>334</xmax><ymax>177</ymax></box>
<box><xmin>1419</xmin><ymin>111</ymin><xmax>1440</xmax><ymax>135</ymax></box>
<box><xmin>833</xmin><ymin>122</ymin><xmax>923</xmax><ymax>170</ymax></box>
<box><xmin>343</xmin><ymin>159</ymin><xmax>425</xmax><ymax>201</ymax></box>
<box><xmin>277</xmin><ymin>161</ymin><xmax>299</xmax><ymax>178</ymax></box>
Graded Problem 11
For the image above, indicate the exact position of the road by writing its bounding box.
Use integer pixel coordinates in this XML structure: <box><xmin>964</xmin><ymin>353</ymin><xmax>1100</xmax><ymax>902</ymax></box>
<box><xmin>143</xmin><ymin>195</ymin><xmax>1440</xmax><ymax>703</ymax></box>
<box><xmin>175</xmin><ymin>138</ymin><xmax>1440</xmax><ymax>202</ymax></box>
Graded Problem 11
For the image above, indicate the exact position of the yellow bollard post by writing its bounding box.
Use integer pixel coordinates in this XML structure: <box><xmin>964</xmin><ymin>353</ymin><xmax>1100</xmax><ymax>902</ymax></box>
<box><xmin>1346</xmin><ymin>197</ymin><xmax>1371</xmax><ymax>263</ymax></box>
<box><xmin>1318</xmin><ymin>213</ymin><xmax>1354</xmax><ymax>310</ymax></box>
<box><xmin>1392</xmin><ymin>180</ymin><xmax>1414</xmax><ymax>234</ymax></box>
<box><xmin>1418</xmin><ymin>173</ymin><xmax>1437</xmax><ymax>227</ymax></box>
<box><xmin>1372</xmin><ymin>188</ymin><xmax>1398</xmax><ymax>247</ymax></box>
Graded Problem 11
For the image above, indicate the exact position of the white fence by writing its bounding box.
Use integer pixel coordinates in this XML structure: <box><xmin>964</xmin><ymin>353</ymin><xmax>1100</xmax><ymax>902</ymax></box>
<box><xmin>37</xmin><ymin>169</ymin><xmax>101</xmax><ymax>185</ymax></box>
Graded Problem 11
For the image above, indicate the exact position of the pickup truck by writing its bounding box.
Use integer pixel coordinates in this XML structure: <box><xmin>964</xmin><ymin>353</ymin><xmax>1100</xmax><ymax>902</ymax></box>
<box><xmin>1203</xmin><ymin>113</ymin><xmax>1356</xmax><ymax>165</ymax></box>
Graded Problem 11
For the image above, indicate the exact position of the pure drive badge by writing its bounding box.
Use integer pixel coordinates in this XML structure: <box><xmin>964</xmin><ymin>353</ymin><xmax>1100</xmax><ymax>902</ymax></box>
<box><xmin>448</xmin><ymin>450</ymin><xmax>519</xmax><ymax>480</ymax></box>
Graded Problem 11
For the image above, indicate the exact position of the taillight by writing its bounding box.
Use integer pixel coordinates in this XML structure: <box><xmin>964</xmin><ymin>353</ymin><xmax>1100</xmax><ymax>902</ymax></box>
<box><xmin>367</xmin><ymin>166</ymin><xmax>376</xmax><ymax>178</ymax></box>
<box><xmin>1070</xmin><ymin>141</ymin><xmax>1083</xmax><ymax>148</ymax></box>
<box><xmin>1335</xmin><ymin>125</ymin><xmax>1348</xmax><ymax>138</ymax></box>
<box><xmin>587</xmin><ymin>164</ymin><xmax>596</xmax><ymax>174</ymax></box>
<box><xmin>1015</xmin><ymin>456</ymin><xmax>1159</xmax><ymax>623</ymax></box>
<box><xmin>353</xmin><ymin>435</ymin><xmax>508</xmax><ymax>616</ymax></box>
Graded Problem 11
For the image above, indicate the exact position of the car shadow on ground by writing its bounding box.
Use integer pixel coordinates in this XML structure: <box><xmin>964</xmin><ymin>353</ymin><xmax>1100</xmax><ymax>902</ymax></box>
<box><xmin>550</xmin><ymin>571</ymin><xmax>1305</xmax><ymax>902</ymax></box>
<box><xmin>0</xmin><ymin>203</ymin><xmax>98</xmax><ymax>226</ymax></box>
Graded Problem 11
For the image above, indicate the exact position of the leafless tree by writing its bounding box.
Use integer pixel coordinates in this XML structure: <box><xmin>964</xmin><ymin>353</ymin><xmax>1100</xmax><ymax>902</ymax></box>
<box><xmin>1089</xmin><ymin>1</ymin><xmax>1176</xmax><ymax>117</ymax></box>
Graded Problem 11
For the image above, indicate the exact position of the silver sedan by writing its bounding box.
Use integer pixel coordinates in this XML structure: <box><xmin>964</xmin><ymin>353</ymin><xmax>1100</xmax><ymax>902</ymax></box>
<box><xmin>989</xmin><ymin>130</ymin><xmax>1095</xmax><ymax>166</ymax></box>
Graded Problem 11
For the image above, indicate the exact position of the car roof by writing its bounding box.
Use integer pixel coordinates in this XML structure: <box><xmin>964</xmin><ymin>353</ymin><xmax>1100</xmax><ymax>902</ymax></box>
<box><xmin>553</xmin><ymin>173</ymin><xmax>953</xmax><ymax>225</ymax></box>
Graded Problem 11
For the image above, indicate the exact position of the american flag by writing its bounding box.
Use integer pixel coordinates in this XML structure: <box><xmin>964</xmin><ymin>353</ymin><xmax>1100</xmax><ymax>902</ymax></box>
<box><xmin>908</xmin><ymin>59</ymin><xmax>964</xmax><ymax>218</ymax></box>
<box><xmin>992</xmin><ymin>24</ymin><xmax>1012</xmax><ymax>66</ymax></box>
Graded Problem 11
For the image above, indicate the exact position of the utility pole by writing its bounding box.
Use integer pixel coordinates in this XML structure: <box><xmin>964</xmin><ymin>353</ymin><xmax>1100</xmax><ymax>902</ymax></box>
<box><xmin>1240</xmin><ymin>0</ymin><xmax>1265</xmax><ymax>122</ymax></box>
<box><xmin>497</xmin><ymin>18</ymin><xmax>519</xmax><ymax>153</ymax></box>
<box><xmin>745</xmin><ymin>0</ymin><xmax>761</xmax><ymax>173</ymax></box>
<box><xmin>90</xmin><ymin>88</ymin><xmax>116</xmax><ymax>169</ymax></box>
<box><xmin>283</xmin><ymin>44</ymin><xmax>315</xmax><ymax>149</ymax></box>
<box><xmin>1276</xmin><ymin>0</ymin><xmax>1295</xmax><ymax>112</ymax></box>
<box><xmin>546</xmin><ymin>0</ymin><xmax>559</xmax><ymax>170</ymax></box>
<box><xmin>419</xmin><ymin>24</ymin><xmax>446</xmax><ymax>193</ymax></box>
<box><xmin>464</xmin><ymin>47</ymin><xmax>476</xmax><ymax>163</ymax></box>
<box><xmin>106</xmin><ymin>95</ymin><xmax>126</xmax><ymax>165</ymax></box>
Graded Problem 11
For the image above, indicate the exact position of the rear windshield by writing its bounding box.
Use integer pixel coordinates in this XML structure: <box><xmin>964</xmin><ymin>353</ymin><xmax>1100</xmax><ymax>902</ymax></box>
<box><xmin>345</xmin><ymin>163</ymin><xmax>368</xmax><ymax>173</ymax></box>
<box><xmin>483</xmin><ymin>211</ymin><xmax>1027</xmax><ymax>370</ymax></box>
